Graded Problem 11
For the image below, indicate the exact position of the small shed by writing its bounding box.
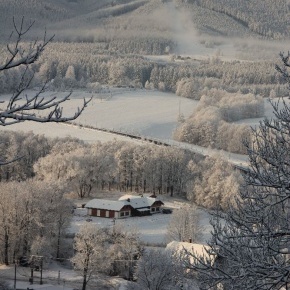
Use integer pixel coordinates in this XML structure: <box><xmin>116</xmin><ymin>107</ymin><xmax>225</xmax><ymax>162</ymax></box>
<box><xmin>85</xmin><ymin>199</ymin><xmax>134</xmax><ymax>218</ymax></box>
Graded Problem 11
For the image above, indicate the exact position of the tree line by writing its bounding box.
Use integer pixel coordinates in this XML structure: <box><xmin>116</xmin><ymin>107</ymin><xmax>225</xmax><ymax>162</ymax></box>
<box><xmin>34</xmin><ymin>138</ymin><xmax>199</xmax><ymax>198</ymax></box>
<box><xmin>174</xmin><ymin>89</ymin><xmax>264</xmax><ymax>154</ymax></box>
<box><xmin>1</xmin><ymin>43</ymin><xmax>286</xmax><ymax>103</ymax></box>
<box><xmin>0</xmin><ymin>179</ymin><xmax>72</xmax><ymax>265</ymax></box>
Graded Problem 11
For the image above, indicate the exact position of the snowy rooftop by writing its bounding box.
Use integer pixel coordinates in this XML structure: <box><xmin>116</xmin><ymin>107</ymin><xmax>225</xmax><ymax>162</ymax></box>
<box><xmin>85</xmin><ymin>195</ymin><xmax>163</xmax><ymax>211</ymax></box>
<box><xmin>85</xmin><ymin>199</ymin><xmax>130</xmax><ymax>211</ymax></box>
<box><xmin>166</xmin><ymin>241</ymin><xmax>213</xmax><ymax>261</ymax></box>
<box><xmin>118</xmin><ymin>195</ymin><xmax>163</xmax><ymax>208</ymax></box>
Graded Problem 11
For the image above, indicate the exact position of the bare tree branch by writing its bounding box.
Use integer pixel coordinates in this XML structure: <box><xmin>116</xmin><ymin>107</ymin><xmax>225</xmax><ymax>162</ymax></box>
<box><xmin>0</xmin><ymin>18</ymin><xmax>91</xmax><ymax>125</ymax></box>
<box><xmin>0</xmin><ymin>18</ymin><xmax>92</xmax><ymax>164</ymax></box>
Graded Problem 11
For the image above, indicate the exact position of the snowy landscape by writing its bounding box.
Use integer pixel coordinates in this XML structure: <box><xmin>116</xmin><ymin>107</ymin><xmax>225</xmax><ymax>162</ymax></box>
<box><xmin>1</xmin><ymin>0</ymin><xmax>290</xmax><ymax>289</ymax></box>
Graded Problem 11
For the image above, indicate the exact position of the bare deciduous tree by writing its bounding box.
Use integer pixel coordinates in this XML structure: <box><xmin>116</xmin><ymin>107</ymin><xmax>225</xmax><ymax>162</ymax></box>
<box><xmin>0</xmin><ymin>17</ymin><xmax>90</xmax><ymax>127</ymax></box>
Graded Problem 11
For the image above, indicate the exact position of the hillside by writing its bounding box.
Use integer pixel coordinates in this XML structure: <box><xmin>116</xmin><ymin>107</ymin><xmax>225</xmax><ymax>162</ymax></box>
<box><xmin>0</xmin><ymin>0</ymin><xmax>289</xmax><ymax>42</ymax></box>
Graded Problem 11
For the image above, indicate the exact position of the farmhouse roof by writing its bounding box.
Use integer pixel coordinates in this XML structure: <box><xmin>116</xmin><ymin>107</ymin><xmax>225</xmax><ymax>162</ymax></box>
<box><xmin>85</xmin><ymin>199</ymin><xmax>130</xmax><ymax>211</ymax></box>
<box><xmin>166</xmin><ymin>241</ymin><xmax>215</xmax><ymax>264</ymax></box>
<box><xmin>119</xmin><ymin>194</ymin><xmax>164</xmax><ymax>208</ymax></box>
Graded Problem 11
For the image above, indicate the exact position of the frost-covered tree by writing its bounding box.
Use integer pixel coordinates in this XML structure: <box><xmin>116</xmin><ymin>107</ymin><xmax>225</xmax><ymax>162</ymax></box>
<box><xmin>0</xmin><ymin>179</ymin><xmax>71</xmax><ymax>264</ymax></box>
<box><xmin>108</xmin><ymin>224</ymin><xmax>142</xmax><ymax>279</ymax></box>
<box><xmin>0</xmin><ymin>18</ymin><xmax>90</xmax><ymax>129</ymax></box>
<box><xmin>130</xmin><ymin>249</ymin><xmax>179</xmax><ymax>290</ymax></box>
<box><xmin>187</xmin><ymin>155</ymin><xmax>242</xmax><ymax>210</ymax></box>
<box><xmin>186</xmin><ymin>96</ymin><xmax>290</xmax><ymax>288</ymax></box>
<box><xmin>71</xmin><ymin>223</ymin><xmax>108</xmax><ymax>290</ymax></box>
<box><xmin>167</xmin><ymin>206</ymin><xmax>203</xmax><ymax>243</ymax></box>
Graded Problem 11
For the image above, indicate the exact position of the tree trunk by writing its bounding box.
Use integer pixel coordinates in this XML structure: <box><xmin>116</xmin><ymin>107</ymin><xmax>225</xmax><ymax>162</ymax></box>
<box><xmin>4</xmin><ymin>228</ymin><xmax>9</xmax><ymax>265</ymax></box>
<box><xmin>82</xmin><ymin>264</ymin><xmax>88</xmax><ymax>290</ymax></box>
<box><xmin>56</xmin><ymin>226</ymin><xmax>61</xmax><ymax>259</ymax></box>
<box><xmin>82</xmin><ymin>272</ymin><xmax>87</xmax><ymax>290</ymax></box>
<box><xmin>82</xmin><ymin>253</ymin><xmax>90</xmax><ymax>290</ymax></box>
<box><xmin>130</xmin><ymin>171</ymin><xmax>133</xmax><ymax>192</ymax></box>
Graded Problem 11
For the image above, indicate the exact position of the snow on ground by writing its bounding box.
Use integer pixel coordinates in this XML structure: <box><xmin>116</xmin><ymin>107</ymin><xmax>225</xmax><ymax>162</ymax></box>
<box><xmin>0</xmin><ymin>87</ymin><xmax>276</xmax><ymax>167</ymax></box>
<box><xmin>71</xmin><ymin>208</ymin><xmax>171</xmax><ymax>245</ymax></box>
<box><xmin>1</xmin><ymin>195</ymin><xmax>210</xmax><ymax>289</ymax></box>
<box><xmin>2</xmin><ymin>260</ymin><xmax>127</xmax><ymax>290</ymax></box>
<box><xmin>0</xmin><ymin>88</ymin><xmax>197</xmax><ymax>141</ymax></box>
<box><xmin>234</xmin><ymin>97</ymin><xmax>290</xmax><ymax>127</ymax></box>
<box><xmin>70</xmin><ymin>195</ymin><xmax>212</xmax><ymax>245</ymax></box>
<box><xmin>0</xmin><ymin>89</ymin><xmax>281</xmax><ymax>288</ymax></box>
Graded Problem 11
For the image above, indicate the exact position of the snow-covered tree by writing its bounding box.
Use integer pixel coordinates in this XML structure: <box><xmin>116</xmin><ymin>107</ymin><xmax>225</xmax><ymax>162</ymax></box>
<box><xmin>186</xmin><ymin>97</ymin><xmax>290</xmax><ymax>288</ymax></box>
<box><xmin>0</xmin><ymin>179</ymin><xmax>71</xmax><ymax>264</ymax></box>
<box><xmin>0</xmin><ymin>18</ymin><xmax>90</xmax><ymax>129</ymax></box>
<box><xmin>190</xmin><ymin>155</ymin><xmax>242</xmax><ymax>210</ymax></box>
<box><xmin>130</xmin><ymin>249</ymin><xmax>179</xmax><ymax>290</ymax></box>
<box><xmin>167</xmin><ymin>205</ymin><xmax>203</xmax><ymax>243</ymax></box>
<box><xmin>71</xmin><ymin>223</ymin><xmax>108</xmax><ymax>290</ymax></box>
<box><xmin>107</xmin><ymin>224</ymin><xmax>142</xmax><ymax>279</ymax></box>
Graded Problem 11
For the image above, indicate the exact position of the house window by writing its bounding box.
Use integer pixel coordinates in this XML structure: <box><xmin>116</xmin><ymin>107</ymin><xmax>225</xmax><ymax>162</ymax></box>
<box><xmin>151</xmin><ymin>207</ymin><xmax>155</xmax><ymax>212</ymax></box>
<box><xmin>120</xmin><ymin>211</ymin><xmax>129</xmax><ymax>217</ymax></box>
<box><xmin>156</xmin><ymin>207</ymin><xmax>160</xmax><ymax>211</ymax></box>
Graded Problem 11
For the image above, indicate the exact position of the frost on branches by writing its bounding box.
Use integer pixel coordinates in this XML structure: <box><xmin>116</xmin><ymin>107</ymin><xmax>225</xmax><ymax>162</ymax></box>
<box><xmin>0</xmin><ymin>17</ymin><xmax>90</xmax><ymax>127</ymax></box>
<box><xmin>186</xmin><ymin>54</ymin><xmax>290</xmax><ymax>290</ymax></box>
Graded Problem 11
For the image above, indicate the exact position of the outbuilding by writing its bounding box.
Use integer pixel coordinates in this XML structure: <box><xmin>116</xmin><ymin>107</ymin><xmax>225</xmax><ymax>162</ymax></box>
<box><xmin>85</xmin><ymin>199</ymin><xmax>134</xmax><ymax>218</ymax></box>
<box><xmin>118</xmin><ymin>194</ymin><xmax>164</xmax><ymax>216</ymax></box>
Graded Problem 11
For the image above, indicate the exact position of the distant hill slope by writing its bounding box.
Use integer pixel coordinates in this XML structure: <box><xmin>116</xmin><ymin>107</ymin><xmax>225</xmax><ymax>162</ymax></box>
<box><xmin>0</xmin><ymin>0</ymin><xmax>289</xmax><ymax>43</ymax></box>
<box><xmin>0</xmin><ymin>0</ymin><xmax>142</xmax><ymax>38</ymax></box>
<box><xmin>0</xmin><ymin>0</ymin><xmax>75</xmax><ymax>36</ymax></box>
<box><xmin>189</xmin><ymin>0</ymin><xmax>290</xmax><ymax>39</ymax></box>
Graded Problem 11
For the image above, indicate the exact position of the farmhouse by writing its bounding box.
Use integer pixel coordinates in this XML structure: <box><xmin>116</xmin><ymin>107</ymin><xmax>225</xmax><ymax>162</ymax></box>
<box><xmin>85</xmin><ymin>194</ymin><xmax>164</xmax><ymax>218</ymax></box>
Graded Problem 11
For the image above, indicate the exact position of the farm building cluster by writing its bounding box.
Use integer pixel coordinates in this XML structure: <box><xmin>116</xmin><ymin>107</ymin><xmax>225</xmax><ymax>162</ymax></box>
<box><xmin>85</xmin><ymin>194</ymin><xmax>164</xmax><ymax>219</ymax></box>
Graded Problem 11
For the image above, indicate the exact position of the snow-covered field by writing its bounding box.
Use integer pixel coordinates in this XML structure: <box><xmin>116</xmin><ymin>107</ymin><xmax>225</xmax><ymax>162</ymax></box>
<box><xmin>0</xmin><ymin>88</ymin><xmax>198</xmax><ymax>141</ymax></box>
<box><xmin>0</xmin><ymin>88</ymin><xmax>283</xmax><ymax>167</ymax></box>
<box><xmin>70</xmin><ymin>194</ymin><xmax>212</xmax><ymax>245</ymax></box>
<box><xmin>0</xmin><ymin>194</ymin><xmax>211</xmax><ymax>290</ymax></box>
<box><xmin>1</xmin><ymin>262</ymin><xmax>129</xmax><ymax>290</ymax></box>
<box><xmin>2</xmin><ymin>88</ymin><xmax>284</xmax><ymax>169</ymax></box>
<box><xmin>0</xmin><ymin>90</ymin><xmax>283</xmax><ymax>290</ymax></box>
<box><xmin>0</xmin><ymin>88</ymin><xmax>283</xmax><ymax>143</ymax></box>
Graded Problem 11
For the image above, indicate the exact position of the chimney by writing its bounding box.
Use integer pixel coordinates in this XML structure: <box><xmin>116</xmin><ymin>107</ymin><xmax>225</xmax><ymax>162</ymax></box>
<box><xmin>127</xmin><ymin>198</ymin><xmax>130</xmax><ymax>202</ymax></box>
<box><xmin>189</xmin><ymin>238</ymin><xmax>192</xmax><ymax>243</ymax></box>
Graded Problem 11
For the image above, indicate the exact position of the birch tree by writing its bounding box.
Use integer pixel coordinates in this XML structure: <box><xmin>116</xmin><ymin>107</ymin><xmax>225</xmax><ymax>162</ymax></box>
<box><xmin>71</xmin><ymin>223</ymin><xmax>108</xmax><ymax>290</ymax></box>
